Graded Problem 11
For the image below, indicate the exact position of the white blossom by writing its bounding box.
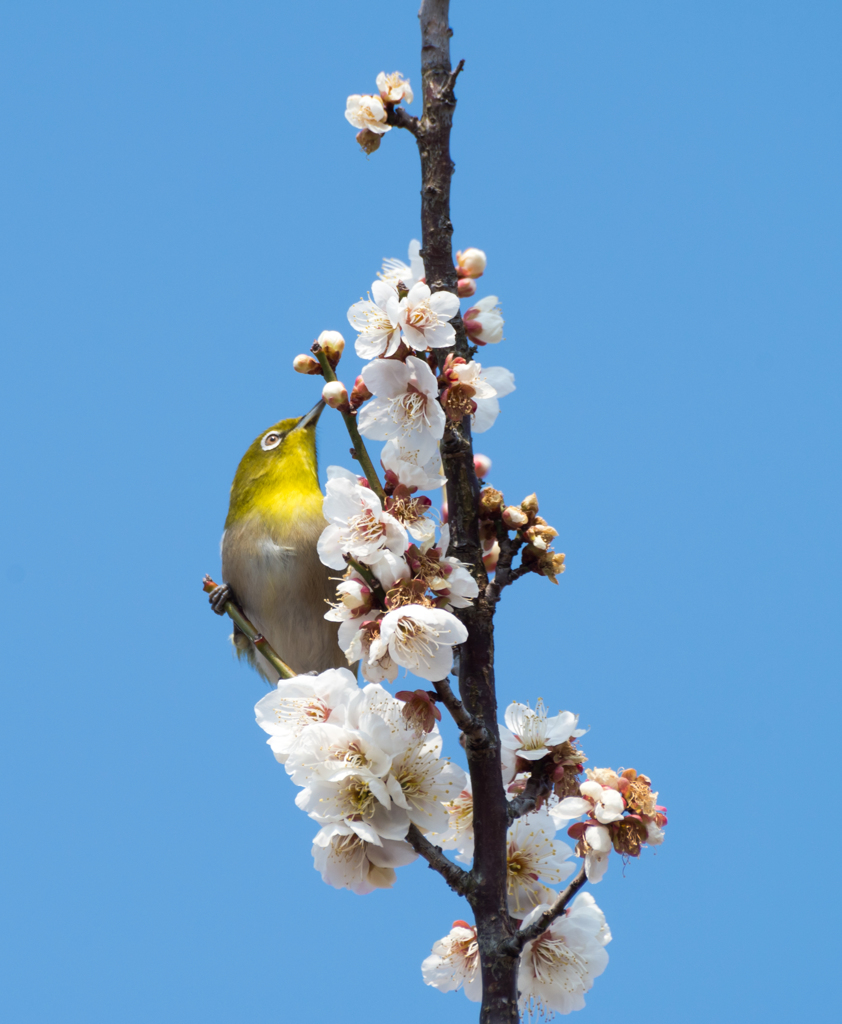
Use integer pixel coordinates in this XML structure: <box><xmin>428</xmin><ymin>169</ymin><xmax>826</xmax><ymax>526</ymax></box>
<box><xmin>385</xmin><ymin>736</ymin><xmax>466</xmax><ymax>832</ymax></box>
<box><xmin>318</xmin><ymin>472</ymin><xmax>408</xmax><ymax>570</ymax></box>
<box><xmin>500</xmin><ymin>700</ymin><xmax>579</xmax><ymax>763</ymax></box>
<box><xmin>463</xmin><ymin>295</ymin><xmax>504</xmax><ymax>344</ymax></box>
<box><xmin>431</xmin><ymin>776</ymin><xmax>475</xmax><ymax>864</ymax></box>
<box><xmin>381</xmin><ymin>437</ymin><xmax>446</xmax><ymax>490</ymax></box>
<box><xmin>581</xmin><ymin>823</ymin><xmax>612</xmax><ymax>883</ymax></box>
<box><xmin>472</xmin><ymin>366</ymin><xmax>515</xmax><ymax>433</ymax></box>
<box><xmin>345</xmin><ymin>94</ymin><xmax>391</xmax><ymax>135</ymax></box>
<box><xmin>507</xmin><ymin>809</ymin><xmax>577</xmax><ymax>917</ymax></box>
<box><xmin>422</xmin><ymin>921</ymin><xmax>482</xmax><ymax>1003</ymax></box>
<box><xmin>376</xmin><ymin>71</ymin><xmax>414</xmax><ymax>105</ymax></box>
<box><xmin>456</xmin><ymin>247</ymin><xmax>487</xmax><ymax>278</ymax></box>
<box><xmin>312</xmin><ymin>822</ymin><xmax>417</xmax><ymax>894</ymax></box>
<box><xmin>358</xmin><ymin>354</ymin><xmax>445</xmax><ymax>459</ymax></box>
<box><xmin>254</xmin><ymin>668</ymin><xmax>359</xmax><ymax>764</ymax></box>
<box><xmin>379</xmin><ymin>238</ymin><xmax>425</xmax><ymax>290</ymax></box>
<box><xmin>373</xmin><ymin>603</ymin><xmax>468</xmax><ymax>681</ymax></box>
<box><xmin>579</xmin><ymin>780</ymin><xmax>625</xmax><ymax>824</ymax></box>
<box><xmin>518</xmin><ymin>893</ymin><xmax>611</xmax><ymax>1016</ymax></box>
<box><xmin>348</xmin><ymin>280</ymin><xmax>403</xmax><ymax>359</ymax></box>
<box><xmin>398</xmin><ymin>281</ymin><xmax>460</xmax><ymax>350</ymax></box>
<box><xmin>346</xmin><ymin>620</ymin><xmax>399</xmax><ymax>684</ymax></box>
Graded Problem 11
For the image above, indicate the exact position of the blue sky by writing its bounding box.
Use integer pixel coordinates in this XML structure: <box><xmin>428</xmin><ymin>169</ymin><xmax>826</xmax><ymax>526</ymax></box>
<box><xmin>2</xmin><ymin>1</ymin><xmax>840</xmax><ymax>1021</ymax></box>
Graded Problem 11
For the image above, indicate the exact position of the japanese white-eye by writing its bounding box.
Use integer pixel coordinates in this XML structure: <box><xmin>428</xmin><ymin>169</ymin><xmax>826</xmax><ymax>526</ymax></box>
<box><xmin>211</xmin><ymin>400</ymin><xmax>344</xmax><ymax>680</ymax></box>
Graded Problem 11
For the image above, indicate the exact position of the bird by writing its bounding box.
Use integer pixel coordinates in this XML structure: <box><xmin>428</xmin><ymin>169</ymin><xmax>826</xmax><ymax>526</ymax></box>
<box><xmin>209</xmin><ymin>399</ymin><xmax>345</xmax><ymax>681</ymax></box>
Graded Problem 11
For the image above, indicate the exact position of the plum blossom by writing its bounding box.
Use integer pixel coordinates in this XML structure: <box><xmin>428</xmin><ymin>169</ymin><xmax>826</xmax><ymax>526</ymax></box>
<box><xmin>506</xmin><ymin>808</ymin><xmax>577</xmax><ymax>916</ymax></box>
<box><xmin>500</xmin><ymin>700</ymin><xmax>579</xmax><ymax>763</ymax></box>
<box><xmin>580</xmin><ymin>780</ymin><xmax>625</xmax><ymax>825</ymax></box>
<box><xmin>372</xmin><ymin>603</ymin><xmax>468</xmax><ymax>681</ymax></box>
<box><xmin>422</xmin><ymin>921</ymin><xmax>482</xmax><ymax>1003</ymax></box>
<box><xmin>312</xmin><ymin>823</ymin><xmax>417</xmax><ymax>894</ymax></box>
<box><xmin>579</xmin><ymin>823</ymin><xmax>612</xmax><ymax>883</ymax></box>
<box><xmin>379</xmin><ymin>238</ymin><xmax>425</xmax><ymax>291</ymax></box>
<box><xmin>376</xmin><ymin>71</ymin><xmax>414</xmax><ymax>105</ymax></box>
<box><xmin>318</xmin><ymin>472</ymin><xmax>408</xmax><ymax>571</ymax></box>
<box><xmin>473</xmin><ymin>366</ymin><xmax>516</xmax><ymax>433</ymax></box>
<box><xmin>463</xmin><ymin>295</ymin><xmax>504</xmax><ymax>345</ymax></box>
<box><xmin>398</xmin><ymin>282</ymin><xmax>460</xmax><ymax>350</ymax></box>
<box><xmin>348</xmin><ymin>281</ymin><xmax>403</xmax><ymax>358</ymax></box>
<box><xmin>456</xmin><ymin>247</ymin><xmax>487</xmax><ymax>278</ymax></box>
<box><xmin>346</xmin><ymin>619</ymin><xmax>399</xmax><ymax>684</ymax></box>
<box><xmin>358</xmin><ymin>354</ymin><xmax>445</xmax><ymax>458</ymax></box>
<box><xmin>518</xmin><ymin>893</ymin><xmax>611</xmax><ymax>1016</ymax></box>
<box><xmin>345</xmin><ymin>94</ymin><xmax>391</xmax><ymax>135</ymax></box>
<box><xmin>385</xmin><ymin>735</ymin><xmax>466</xmax><ymax>832</ymax></box>
<box><xmin>381</xmin><ymin>437</ymin><xmax>446</xmax><ymax>491</ymax></box>
<box><xmin>254</xmin><ymin>668</ymin><xmax>360</xmax><ymax>764</ymax></box>
<box><xmin>431</xmin><ymin>777</ymin><xmax>475</xmax><ymax>864</ymax></box>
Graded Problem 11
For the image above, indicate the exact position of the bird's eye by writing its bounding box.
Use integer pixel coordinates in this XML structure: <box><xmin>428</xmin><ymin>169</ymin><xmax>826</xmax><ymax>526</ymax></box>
<box><xmin>261</xmin><ymin>431</ymin><xmax>282</xmax><ymax>451</ymax></box>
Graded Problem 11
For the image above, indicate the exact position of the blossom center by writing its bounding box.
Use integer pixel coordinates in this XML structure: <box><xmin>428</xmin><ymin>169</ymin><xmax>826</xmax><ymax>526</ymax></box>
<box><xmin>345</xmin><ymin>508</ymin><xmax>386</xmax><ymax>545</ymax></box>
<box><xmin>394</xmin><ymin>617</ymin><xmax>441</xmax><ymax>668</ymax></box>
<box><xmin>275</xmin><ymin>697</ymin><xmax>329</xmax><ymax>727</ymax></box>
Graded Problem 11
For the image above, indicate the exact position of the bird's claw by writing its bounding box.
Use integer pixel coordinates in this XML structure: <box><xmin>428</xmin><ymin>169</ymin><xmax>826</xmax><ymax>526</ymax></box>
<box><xmin>209</xmin><ymin>583</ymin><xmax>233</xmax><ymax>616</ymax></box>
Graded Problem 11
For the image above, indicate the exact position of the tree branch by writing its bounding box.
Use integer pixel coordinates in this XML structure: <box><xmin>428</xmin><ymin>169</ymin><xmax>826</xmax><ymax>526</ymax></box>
<box><xmin>506</xmin><ymin>771</ymin><xmax>552</xmax><ymax>823</ymax></box>
<box><xmin>405</xmin><ymin>823</ymin><xmax>473</xmax><ymax>896</ymax></box>
<box><xmin>432</xmin><ymin>676</ymin><xmax>488</xmax><ymax>741</ymax></box>
<box><xmin>499</xmin><ymin>865</ymin><xmax>588</xmax><ymax>956</ymax></box>
<box><xmin>310</xmin><ymin>342</ymin><xmax>386</xmax><ymax>503</ymax></box>
<box><xmin>202</xmin><ymin>575</ymin><xmax>296</xmax><ymax>680</ymax></box>
<box><xmin>385</xmin><ymin>104</ymin><xmax>420</xmax><ymax>134</ymax></box>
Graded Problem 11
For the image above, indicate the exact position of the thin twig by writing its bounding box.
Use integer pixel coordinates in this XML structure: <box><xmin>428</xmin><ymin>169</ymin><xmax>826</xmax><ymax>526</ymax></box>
<box><xmin>506</xmin><ymin>771</ymin><xmax>552</xmax><ymax>823</ymax></box>
<box><xmin>202</xmin><ymin>575</ymin><xmax>296</xmax><ymax>680</ymax></box>
<box><xmin>441</xmin><ymin>58</ymin><xmax>465</xmax><ymax>99</ymax></box>
<box><xmin>499</xmin><ymin>865</ymin><xmax>588</xmax><ymax>956</ymax></box>
<box><xmin>385</xmin><ymin>105</ymin><xmax>420</xmax><ymax>135</ymax></box>
<box><xmin>343</xmin><ymin>554</ymin><xmax>387</xmax><ymax>608</ymax></box>
<box><xmin>432</xmin><ymin>676</ymin><xmax>487</xmax><ymax>741</ymax></box>
<box><xmin>406</xmin><ymin>824</ymin><xmax>473</xmax><ymax>895</ymax></box>
<box><xmin>485</xmin><ymin>531</ymin><xmax>525</xmax><ymax>602</ymax></box>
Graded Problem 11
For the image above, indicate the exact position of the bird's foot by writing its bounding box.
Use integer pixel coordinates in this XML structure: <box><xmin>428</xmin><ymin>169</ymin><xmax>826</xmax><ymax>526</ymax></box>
<box><xmin>209</xmin><ymin>582</ymin><xmax>234</xmax><ymax>616</ymax></box>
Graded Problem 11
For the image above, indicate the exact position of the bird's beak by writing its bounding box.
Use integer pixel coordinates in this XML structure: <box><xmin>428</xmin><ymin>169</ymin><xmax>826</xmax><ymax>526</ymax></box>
<box><xmin>293</xmin><ymin>398</ymin><xmax>326</xmax><ymax>432</ymax></box>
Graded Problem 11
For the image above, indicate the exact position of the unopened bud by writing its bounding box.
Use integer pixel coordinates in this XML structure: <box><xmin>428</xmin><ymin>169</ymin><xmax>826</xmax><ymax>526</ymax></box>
<box><xmin>502</xmin><ymin>505</ymin><xmax>529</xmax><ymax>529</ymax></box>
<box><xmin>478</xmin><ymin>487</ymin><xmax>504</xmax><ymax>519</ymax></box>
<box><xmin>356</xmin><ymin>128</ymin><xmax>382</xmax><ymax>155</ymax></box>
<box><xmin>317</xmin><ymin>330</ymin><xmax>345</xmax><ymax>367</ymax></box>
<box><xmin>482</xmin><ymin>541</ymin><xmax>500</xmax><ymax>573</ymax></box>
<box><xmin>322</xmin><ymin>380</ymin><xmax>349</xmax><ymax>410</ymax></box>
<box><xmin>456</xmin><ymin>247</ymin><xmax>487</xmax><ymax>279</ymax></box>
<box><xmin>474</xmin><ymin>453</ymin><xmax>492</xmax><ymax>478</ymax></box>
<box><xmin>441</xmin><ymin>496</ymin><xmax>449</xmax><ymax>523</ymax></box>
<box><xmin>293</xmin><ymin>354</ymin><xmax>322</xmax><ymax>375</ymax></box>
<box><xmin>521</xmin><ymin>493</ymin><xmax>539</xmax><ymax>517</ymax></box>
<box><xmin>457</xmin><ymin>277</ymin><xmax>477</xmax><ymax>298</ymax></box>
<box><xmin>349</xmin><ymin>375</ymin><xmax>373</xmax><ymax>410</ymax></box>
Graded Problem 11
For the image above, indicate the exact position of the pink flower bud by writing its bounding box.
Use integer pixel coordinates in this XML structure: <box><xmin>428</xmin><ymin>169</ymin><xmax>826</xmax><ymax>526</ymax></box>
<box><xmin>293</xmin><ymin>354</ymin><xmax>322</xmax><ymax>375</ymax></box>
<box><xmin>349</xmin><ymin>375</ymin><xmax>373</xmax><ymax>410</ymax></box>
<box><xmin>322</xmin><ymin>381</ymin><xmax>349</xmax><ymax>410</ymax></box>
<box><xmin>473</xmin><ymin>453</ymin><xmax>492</xmax><ymax>478</ymax></box>
<box><xmin>502</xmin><ymin>505</ymin><xmax>529</xmax><ymax>529</ymax></box>
<box><xmin>456</xmin><ymin>247</ymin><xmax>487</xmax><ymax>278</ymax></box>
<box><xmin>482</xmin><ymin>541</ymin><xmax>500</xmax><ymax>573</ymax></box>
<box><xmin>457</xmin><ymin>277</ymin><xmax>477</xmax><ymax>298</ymax></box>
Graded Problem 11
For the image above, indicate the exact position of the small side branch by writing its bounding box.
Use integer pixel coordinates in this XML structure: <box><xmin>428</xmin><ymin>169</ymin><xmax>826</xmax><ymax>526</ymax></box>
<box><xmin>385</xmin><ymin>105</ymin><xmax>420</xmax><ymax>135</ymax></box>
<box><xmin>507</xmin><ymin>771</ymin><xmax>552</xmax><ymax>823</ymax></box>
<box><xmin>432</xmin><ymin>676</ymin><xmax>488</xmax><ymax>742</ymax></box>
<box><xmin>311</xmin><ymin>342</ymin><xmax>386</xmax><ymax>503</ymax></box>
<box><xmin>441</xmin><ymin>58</ymin><xmax>465</xmax><ymax>99</ymax></box>
<box><xmin>344</xmin><ymin>554</ymin><xmax>387</xmax><ymax>608</ymax></box>
<box><xmin>202</xmin><ymin>575</ymin><xmax>296</xmax><ymax>680</ymax></box>
<box><xmin>485</xmin><ymin>531</ymin><xmax>525</xmax><ymax>603</ymax></box>
<box><xmin>406</xmin><ymin>824</ymin><xmax>473</xmax><ymax>896</ymax></box>
<box><xmin>499</xmin><ymin>865</ymin><xmax>588</xmax><ymax>956</ymax></box>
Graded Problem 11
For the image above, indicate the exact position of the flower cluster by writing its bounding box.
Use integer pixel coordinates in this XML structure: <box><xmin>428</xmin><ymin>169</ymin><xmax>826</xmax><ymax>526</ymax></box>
<box><xmin>554</xmin><ymin>768</ymin><xmax>668</xmax><ymax>883</ymax></box>
<box><xmin>255</xmin><ymin>668</ymin><xmax>465</xmax><ymax>893</ymax></box>
<box><xmin>478</xmin><ymin>487</ymin><xmax>566</xmax><ymax>582</ymax></box>
<box><xmin>423</xmin><ymin>893</ymin><xmax>612</xmax><ymax>1015</ymax></box>
<box><xmin>345</xmin><ymin>71</ymin><xmax>413</xmax><ymax>153</ymax></box>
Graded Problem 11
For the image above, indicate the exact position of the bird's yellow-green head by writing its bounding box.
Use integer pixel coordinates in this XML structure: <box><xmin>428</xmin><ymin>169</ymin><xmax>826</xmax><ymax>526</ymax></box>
<box><xmin>225</xmin><ymin>401</ymin><xmax>325</xmax><ymax>530</ymax></box>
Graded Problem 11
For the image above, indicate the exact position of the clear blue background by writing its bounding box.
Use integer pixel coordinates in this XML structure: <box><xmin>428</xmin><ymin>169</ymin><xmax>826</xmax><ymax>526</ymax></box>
<box><xmin>2</xmin><ymin>1</ymin><xmax>839</xmax><ymax>1021</ymax></box>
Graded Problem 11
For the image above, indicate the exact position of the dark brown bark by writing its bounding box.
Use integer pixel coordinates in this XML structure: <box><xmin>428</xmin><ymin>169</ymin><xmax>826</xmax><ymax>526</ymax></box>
<box><xmin>410</xmin><ymin>4</ymin><xmax>520</xmax><ymax>1021</ymax></box>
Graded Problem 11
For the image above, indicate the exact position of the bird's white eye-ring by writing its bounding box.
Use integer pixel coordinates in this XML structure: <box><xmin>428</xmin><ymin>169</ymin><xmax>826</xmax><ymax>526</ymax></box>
<box><xmin>261</xmin><ymin>431</ymin><xmax>283</xmax><ymax>451</ymax></box>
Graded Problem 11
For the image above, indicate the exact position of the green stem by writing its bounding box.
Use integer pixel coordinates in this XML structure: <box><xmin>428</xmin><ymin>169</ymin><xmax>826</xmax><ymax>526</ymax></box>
<box><xmin>310</xmin><ymin>342</ymin><xmax>387</xmax><ymax>503</ymax></box>
<box><xmin>203</xmin><ymin>576</ymin><xmax>296</xmax><ymax>679</ymax></box>
<box><xmin>343</xmin><ymin>554</ymin><xmax>387</xmax><ymax>608</ymax></box>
